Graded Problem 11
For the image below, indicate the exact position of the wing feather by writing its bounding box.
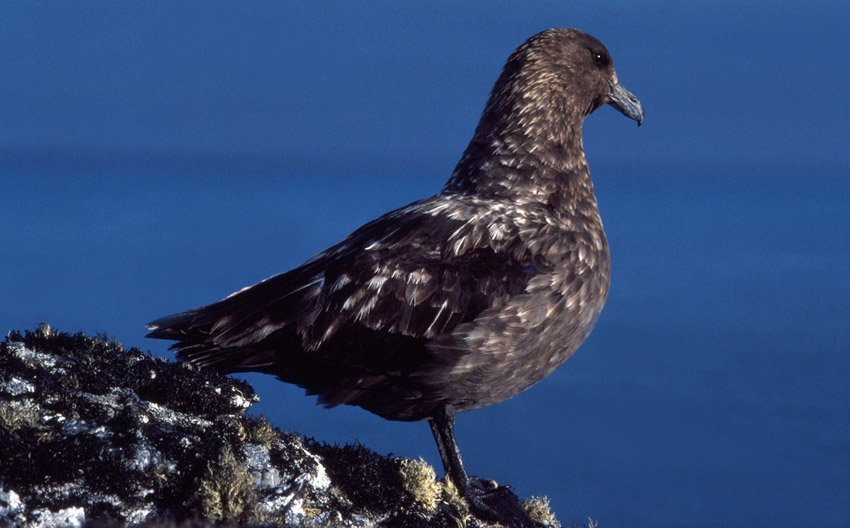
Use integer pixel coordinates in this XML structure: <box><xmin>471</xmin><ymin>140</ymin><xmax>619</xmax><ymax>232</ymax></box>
<box><xmin>147</xmin><ymin>196</ymin><xmax>543</xmax><ymax>378</ymax></box>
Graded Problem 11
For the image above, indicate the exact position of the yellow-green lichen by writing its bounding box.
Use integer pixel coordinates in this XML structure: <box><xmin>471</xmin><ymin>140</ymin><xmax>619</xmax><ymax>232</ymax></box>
<box><xmin>245</xmin><ymin>415</ymin><xmax>276</xmax><ymax>449</ymax></box>
<box><xmin>522</xmin><ymin>495</ymin><xmax>557</xmax><ymax>526</ymax></box>
<box><xmin>195</xmin><ymin>447</ymin><xmax>255</xmax><ymax>522</ymax></box>
<box><xmin>441</xmin><ymin>478</ymin><xmax>470</xmax><ymax>527</ymax></box>
<box><xmin>396</xmin><ymin>457</ymin><xmax>441</xmax><ymax>512</ymax></box>
<box><xmin>0</xmin><ymin>400</ymin><xmax>40</xmax><ymax>431</ymax></box>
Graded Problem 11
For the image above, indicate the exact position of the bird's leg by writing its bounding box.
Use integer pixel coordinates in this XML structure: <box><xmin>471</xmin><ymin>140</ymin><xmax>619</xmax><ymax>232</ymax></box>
<box><xmin>429</xmin><ymin>406</ymin><xmax>470</xmax><ymax>490</ymax></box>
<box><xmin>429</xmin><ymin>406</ymin><xmax>539</xmax><ymax>528</ymax></box>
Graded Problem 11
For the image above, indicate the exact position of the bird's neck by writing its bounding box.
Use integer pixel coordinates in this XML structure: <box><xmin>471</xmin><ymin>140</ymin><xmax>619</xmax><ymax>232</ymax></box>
<box><xmin>443</xmin><ymin>109</ymin><xmax>601</xmax><ymax>221</ymax></box>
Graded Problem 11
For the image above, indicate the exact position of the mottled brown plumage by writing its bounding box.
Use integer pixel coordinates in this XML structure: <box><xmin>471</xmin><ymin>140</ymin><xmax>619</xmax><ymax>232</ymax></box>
<box><xmin>147</xmin><ymin>28</ymin><xmax>643</xmax><ymax>527</ymax></box>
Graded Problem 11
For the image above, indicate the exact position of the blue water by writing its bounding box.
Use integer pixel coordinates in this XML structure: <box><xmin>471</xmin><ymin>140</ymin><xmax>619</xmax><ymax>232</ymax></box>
<box><xmin>2</xmin><ymin>157</ymin><xmax>848</xmax><ymax>527</ymax></box>
<box><xmin>2</xmin><ymin>2</ymin><xmax>849</xmax><ymax>526</ymax></box>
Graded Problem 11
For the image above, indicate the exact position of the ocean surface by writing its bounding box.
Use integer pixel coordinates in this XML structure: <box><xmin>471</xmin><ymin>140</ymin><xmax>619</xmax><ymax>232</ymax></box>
<box><xmin>3</xmin><ymin>156</ymin><xmax>848</xmax><ymax>527</ymax></box>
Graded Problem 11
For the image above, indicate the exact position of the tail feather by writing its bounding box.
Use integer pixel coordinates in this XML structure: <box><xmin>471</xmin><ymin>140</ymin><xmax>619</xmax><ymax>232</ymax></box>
<box><xmin>176</xmin><ymin>343</ymin><xmax>276</xmax><ymax>373</ymax></box>
<box><xmin>146</xmin><ymin>303</ymin><xmax>279</xmax><ymax>374</ymax></box>
<box><xmin>145</xmin><ymin>308</ymin><xmax>209</xmax><ymax>340</ymax></box>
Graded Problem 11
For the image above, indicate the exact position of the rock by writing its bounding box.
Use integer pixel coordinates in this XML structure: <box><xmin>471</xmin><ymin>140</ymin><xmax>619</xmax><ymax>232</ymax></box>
<box><xmin>0</xmin><ymin>328</ymin><xmax>560</xmax><ymax>527</ymax></box>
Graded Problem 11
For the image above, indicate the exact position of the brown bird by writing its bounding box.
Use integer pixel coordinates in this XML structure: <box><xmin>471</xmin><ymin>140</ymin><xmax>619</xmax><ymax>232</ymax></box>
<box><xmin>148</xmin><ymin>27</ymin><xmax>643</xmax><ymax>527</ymax></box>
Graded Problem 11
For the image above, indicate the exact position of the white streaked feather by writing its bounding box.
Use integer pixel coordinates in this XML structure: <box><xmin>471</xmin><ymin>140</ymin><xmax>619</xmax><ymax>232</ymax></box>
<box><xmin>425</xmin><ymin>300</ymin><xmax>448</xmax><ymax>337</ymax></box>
<box><xmin>331</xmin><ymin>273</ymin><xmax>352</xmax><ymax>292</ymax></box>
<box><xmin>366</xmin><ymin>275</ymin><xmax>388</xmax><ymax>291</ymax></box>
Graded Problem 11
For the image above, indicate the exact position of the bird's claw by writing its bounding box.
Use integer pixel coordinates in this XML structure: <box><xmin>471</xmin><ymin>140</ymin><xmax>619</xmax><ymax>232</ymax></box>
<box><xmin>460</xmin><ymin>476</ymin><xmax>541</xmax><ymax>528</ymax></box>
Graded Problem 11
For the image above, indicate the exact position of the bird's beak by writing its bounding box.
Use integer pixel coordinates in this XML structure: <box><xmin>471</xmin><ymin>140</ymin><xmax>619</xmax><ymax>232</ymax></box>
<box><xmin>607</xmin><ymin>81</ymin><xmax>644</xmax><ymax>126</ymax></box>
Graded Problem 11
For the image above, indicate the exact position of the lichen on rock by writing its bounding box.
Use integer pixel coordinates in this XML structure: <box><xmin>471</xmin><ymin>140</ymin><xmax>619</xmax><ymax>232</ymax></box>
<box><xmin>1</xmin><ymin>328</ymin><xmax>557</xmax><ymax>527</ymax></box>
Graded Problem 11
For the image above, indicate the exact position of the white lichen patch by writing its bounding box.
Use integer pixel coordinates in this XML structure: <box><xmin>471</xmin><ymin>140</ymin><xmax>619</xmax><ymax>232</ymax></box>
<box><xmin>142</xmin><ymin>400</ymin><xmax>213</xmax><ymax>429</ymax></box>
<box><xmin>28</xmin><ymin>505</ymin><xmax>86</xmax><ymax>528</ymax></box>
<box><xmin>61</xmin><ymin>419</ymin><xmax>111</xmax><ymax>438</ymax></box>
<box><xmin>241</xmin><ymin>443</ymin><xmax>282</xmax><ymax>488</ymax></box>
<box><xmin>0</xmin><ymin>488</ymin><xmax>24</xmax><ymax>522</ymax></box>
<box><xmin>290</xmin><ymin>443</ymin><xmax>331</xmax><ymax>491</ymax></box>
<box><xmin>7</xmin><ymin>342</ymin><xmax>57</xmax><ymax>368</ymax></box>
<box><xmin>121</xmin><ymin>504</ymin><xmax>153</xmax><ymax>525</ymax></box>
<box><xmin>1</xmin><ymin>488</ymin><xmax>86</xmax><ymax>528</ymax></box>
<box><xmin>230</xmin><ymin>389</ymin><xmax>256</xmax><ymax>410</ymax></box>
<box><xmin>0</xmin><ymin>375</ymin><xmax>36</xmax><ymax>396</ymax></box>
<box><xmin>130</xmin><ymin>443</ymin><xmax>162</xmax><ymax>473</ymax></box>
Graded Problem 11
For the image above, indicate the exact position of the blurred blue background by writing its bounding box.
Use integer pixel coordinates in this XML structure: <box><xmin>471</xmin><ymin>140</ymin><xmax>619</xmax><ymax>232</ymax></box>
<box><xmin>2</xmin><ymin>2</ymin><xmax>848</xmax><ymax>526</ymax></box>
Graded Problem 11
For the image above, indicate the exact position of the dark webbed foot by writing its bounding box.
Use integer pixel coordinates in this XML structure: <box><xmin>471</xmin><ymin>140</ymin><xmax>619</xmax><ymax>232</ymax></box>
<box><xmin>459</xmin><ymin>476</ymin><xmax>540</xmax><ymax>528</ymax></box>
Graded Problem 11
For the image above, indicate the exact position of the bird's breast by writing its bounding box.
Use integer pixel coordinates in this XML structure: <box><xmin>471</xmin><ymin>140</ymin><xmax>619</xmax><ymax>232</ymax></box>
<box><xmin>424</xmin><ymin>216</ymin><xmax>610</xmax><ymax>413</ymax></box>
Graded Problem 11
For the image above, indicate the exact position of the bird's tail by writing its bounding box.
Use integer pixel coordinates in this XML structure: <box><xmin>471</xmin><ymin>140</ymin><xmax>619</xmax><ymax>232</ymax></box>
<box><xmin>146</xmin><ymin>308</ymin><xmax>276</xmax><ymax>374</ymax></box>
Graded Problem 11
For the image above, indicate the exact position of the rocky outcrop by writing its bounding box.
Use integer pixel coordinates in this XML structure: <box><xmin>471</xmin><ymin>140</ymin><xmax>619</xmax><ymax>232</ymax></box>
<box><xmin>0</xmin><ymin>328</ymin><xmax>559</xmax><ymax>528</ymax></box>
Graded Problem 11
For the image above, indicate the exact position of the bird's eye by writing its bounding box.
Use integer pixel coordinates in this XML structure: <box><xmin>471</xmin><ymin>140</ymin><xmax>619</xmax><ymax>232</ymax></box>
<box><xmin>592</xmin><ymin>52</ymin><xmax>607</xmax><ymax>67</ymax></box>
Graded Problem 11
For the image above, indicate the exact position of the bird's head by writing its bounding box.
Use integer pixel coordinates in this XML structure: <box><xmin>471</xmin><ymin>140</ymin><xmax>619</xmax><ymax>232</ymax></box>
<box><xmin>482</xmin><ymin>27</ymin><xmax>645</xmax><ymax>137</ymax></box>
<box><xmin>447</xmin><ymin>27</ymin><xmax>644</xmax><ymax>195</ymax></box>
